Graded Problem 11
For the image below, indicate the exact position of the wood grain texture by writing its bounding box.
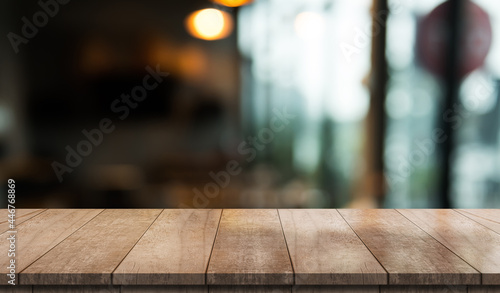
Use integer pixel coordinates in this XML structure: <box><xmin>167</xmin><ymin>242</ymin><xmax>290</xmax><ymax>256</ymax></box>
<box><xmin>33</xmin><ymin>286</ymin><xmax>119</xmax><ymax>292</ymax></box>
<box><xmin>210</xmin><ymin>286</ymin><xmax>290</xmax><ymax>293</ymax></box>
<box><xmin>0</xmin><ymin>209</ymin><xmax>103</xmax><ymax>284</ymax></box>
<box><xmin>0</xmin><ymin>286</ymin><xmax>32</xmax><ymax>293</ymax></box>
<box><xmin>398</xmin><ymin>209</ymin><xmax>500</xmax><ymax>285</ymax></box>
<box><xmin>0</xmin><ymin>209</ymin><xmax>45</xmax><ymax>233</ymax></box>
<box><xmin>207</xmin><ymin>209</ymin><xmax>293</xmax><ymax>285</ymax></box>
<box><xmin>121</xmin><ymin>286</ymin><xmax>208</xmax><ymax>292</ymax></box>
<box><xmin>468</xmin><ymin>286</ymin><xmax>500</xmax><ymax>293</ymax></box>
<box><xmin>380</xmin><ymin>285</ymin><xmax>467</xmax><ymax>292</ymax></box>
<box><xmin>279</xmin><ymin>209</ymin><xmax>386</xmax><ymax>285</ymax></box>
<box><xmin>292</xmin><ymin>286</ymin><xmax>379</xmax><ymax>292</ymax></box>
<box><xmin>456</xmin><ymin>210</ymin><xmax>500</xmax><ymax>235</ymax></box>
<box><xmin>338</xmin><ymin>209</ymin><xmax>480</xmax><ymax>285</ymax></box>
<box><xmin>114</xmin><ymin>209</ymin><xmax>222</xmax><ymax>285</ymax></box>
<box><xmin>20</xmin><ymin>209</ymin><xmax>162</xmax><ymax>285</ymax></box>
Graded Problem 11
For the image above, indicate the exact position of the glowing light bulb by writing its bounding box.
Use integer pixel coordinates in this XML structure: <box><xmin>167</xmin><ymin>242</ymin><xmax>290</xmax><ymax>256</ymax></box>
<box><xmin>185</xmin><ymin>9</ymin><xmax>233</xmax><ymax>41</ymax></box>
<box><xmin>212</xmin><ymin>0</ymin><xmax>253</xmax><ymax>7</ymax></box>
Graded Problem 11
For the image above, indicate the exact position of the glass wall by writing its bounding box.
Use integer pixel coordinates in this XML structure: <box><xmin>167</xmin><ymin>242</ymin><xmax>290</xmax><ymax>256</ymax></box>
<box><xmin>384</xmin><ymin>0</ymin><xmax>500</xmax><ymax>208</ymax></box>
<box><xmin>238</xmin><ymin>0</ymin><xmax>373</xmax><ymax>207</ymax></box>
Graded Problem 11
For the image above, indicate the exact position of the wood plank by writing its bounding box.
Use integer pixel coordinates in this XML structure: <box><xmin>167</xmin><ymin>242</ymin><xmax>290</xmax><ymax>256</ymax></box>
<box><xmin>0</xmin><ymin>209</ymin><xmax>45</xmax><ymax>233</ymax></box>
<box><xmin>278</xmin><ymin>209</ymin><xmax>386</xmax><ymax>285</ymax></box>
<box><xmin>398</xmin><ymin>209</ymin><xmax>500</xmax><ymax>285</ymax></box>
<box><xmin>468</xmin><ymin>286</ymin><xmax>500</xmax><ymax>292</ymax></box>
<box><xmin>121</xmin><ymin>286</ymin><xmax>208</xmax><ymax>292</ymax></box>
<box><xmin>292</xmin><ymin>286</ymin><xmax>379</xmax><ymax>292</ymax></box>
<box><xmin>0</xmin><ymin>286</ymin><xmax>32</xmax><ymax>293</ymax></box>
<box><xmin>455</xmin><ymin>210</ymin><xmax>500</xmax><ymax>235</ymax></box>
<box><xmin>0</xmin><ymin>209</ymin><xmax>103</xmax><ymax>284</ymax></box>
<box><xmin>0</xmin><ymin>209</ymin><xmax>44</xmax><ymax>222</ymax></box>
<box><xmin>114</xmin><ymin>209</ymin><xmax>222</xmax><ymax>285</ymax></box>
<box><xmin>210</xmin><ymin>286</ymin><xmax>290</xmax><ymax>293</ymax></box>
<box><xmin>338</xmin><ymin>209</ymin><xmax>480</xmax><ymax>285</ymax></box>
<box><xmin>207</xmin><ymin>209</ymin><xmax>293</xmax><ymax>285</ymax></box>
<box><xmin>33</xmin><ymin>285</ymin><xmax>119</xmax><ymax>292</ymax></box>
<box><xmin>20</xmin><ymin>209</ymin><xmax>162</xmax><ymax>285</ymax></box>
<box><xmin>381</xmin><ymin>285</ymin><xmax>467</xmax><ymax>292</ymax></box>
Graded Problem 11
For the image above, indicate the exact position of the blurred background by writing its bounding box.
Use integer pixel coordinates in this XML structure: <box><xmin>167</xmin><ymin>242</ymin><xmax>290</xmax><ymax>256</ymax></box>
<box><xmin>0</xmin><ymin>0</ymin><xmax>499</xmax><ymax>208</ymax></box>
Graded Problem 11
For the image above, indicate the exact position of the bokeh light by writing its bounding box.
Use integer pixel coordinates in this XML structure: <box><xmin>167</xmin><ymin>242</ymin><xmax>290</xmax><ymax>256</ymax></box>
<box><xmin>185</xmin><ymin>8</ymin><xmax>233</xmax><ymax>41</ymax></box>
<box><xmin>212</xmin><ymin>0</ymin><xmax>253</xmax><ymax>8</ymax></box>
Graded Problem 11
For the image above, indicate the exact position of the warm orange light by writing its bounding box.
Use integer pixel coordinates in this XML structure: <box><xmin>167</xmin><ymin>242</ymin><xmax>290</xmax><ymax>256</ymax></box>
<box><xmin>185</xmin><ymin>9</ymin><xmax>233</xmax><ymax>41</ymax></box>
<box><xmin>178</xmin><ymin>45</ymin><xmax>208</xmax><ymax>80</ymax></box>
<box><xmin>211</xmin><ymin>0</ymin><xmax>253</xmax><ymax>7</ymax></box>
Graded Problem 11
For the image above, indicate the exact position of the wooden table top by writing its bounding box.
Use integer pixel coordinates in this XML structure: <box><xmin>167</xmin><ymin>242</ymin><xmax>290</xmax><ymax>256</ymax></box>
<box><xmin>1</xmin><ymin>209</ymin><xmax>499</xmax><ymax>288</ymax></box>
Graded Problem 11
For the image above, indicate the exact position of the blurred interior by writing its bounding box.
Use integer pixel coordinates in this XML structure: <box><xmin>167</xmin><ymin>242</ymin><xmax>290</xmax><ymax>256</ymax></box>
<box><xmin>0</xmin><ymin>0</ymin><xmax>499</xmax><ymax>208</ymax></box>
